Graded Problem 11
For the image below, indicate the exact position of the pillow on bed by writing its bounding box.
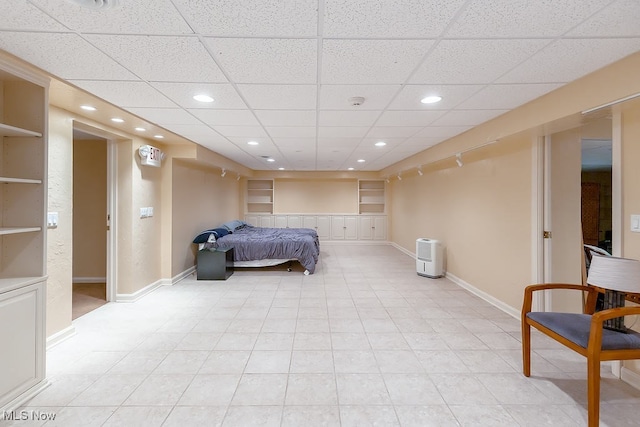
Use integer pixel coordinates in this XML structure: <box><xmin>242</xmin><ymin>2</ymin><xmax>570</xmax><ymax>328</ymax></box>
<box><xmin>221</xmin><ymin>219</ymin><xmax>247</xmax><ymax>232</ymax></box>
<box><xmin>192</xmin><ymin>227</ymin><xmax>229</xmax><ymax>244</ymax></box>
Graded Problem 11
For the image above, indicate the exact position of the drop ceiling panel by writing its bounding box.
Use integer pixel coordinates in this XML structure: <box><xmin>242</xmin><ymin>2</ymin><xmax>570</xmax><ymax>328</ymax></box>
<box><xmin>431</xmin><ymin>110</ymin><xmax>508</xmax><ymax>127</ymax></box>
<box><xmin>318</xmin><ymin>127</ymin><xmax>369</xmax><ymax>138</ymax></box>
<box><xmin>318</xmin><ymin>110</ymin><xmax>381</xmax><ymax>127</ymax></box>
<box><xmin>229</xmin><ymin>137</ymin><xmax>278</xmax><ymax>152</ymax></box>
<box><xmin>414</xmin><ymin>126</ymin><xmax>473</xmax><ymax>139</ymax></box>
<box><xmin>497</xmin><ymin>38</ymin><xmax>640</xmax><ymax>84</ymax></box>
<box><xmin>190</xmin><ymin>109</ymin><xmax>260</xmax><ymax>126</ymax></box>
<box><xmin>317</xmin><ymin>138</ymin><xmax>362</xmax><ymax>149</ymax></box>
<box><xmin>126</xmin><ymin>108</ymin><xmax>203</xmax><ymax>126</ymax></box>
<box><xmin>172</xmin><ymin>0</ymin><xmax>318</xmax><ymax>37</ymax></box>
<box><xmin>161</xmin><ymin>124</ymin><xmax>227</xmax><ymax>144</ymax></box>
<box><xmin>212</xmin><ymin>126</ymin><xmax>269</xmax><ymax>138</ymax></box>
<box><xmin>255</xmin><ymin>110</ymin><xmax>316</xmax><ymax>127</ymax></box>
<box><xmin>271</xmin><ymin>138</ymin><xmax>317</xmax><ymax>149</ymax></box>
<box><xmin>321</xmin><ymin>39</ymin><xmax>435</xmax><ymax>84</ymax></box>
<box><xmin>205</xmin><ymin>38</ymin><xmax>317</xmax><ymax>84</ymax></box>
<box><xmin>366</xmin><ymin>127</ymin><xmax>423</xmax><ymax>138</ymax></box>
<box><xmin>376</xmin><ymin>111</ymin><xmax>445</xmax><ymax>127</ymax></box>
<box><xmin>0</xmin><ymin>2</ymin><xmax>68</xmax><ymax>31</ymax></box>
<box><xmin>568</xmin><ymin>0</ymin><xmax>640</xmax><ymax>37</ymax></box>
<box><xmin>69</xmin><ymin>80</ymin><xmax>177</xmax><ymax>108</ymax></box>
<box><xmin>319</xmin><ymin>85</ymin><xmax>401</xmax><ymax>110</ymax></box>
<box><xmin>389</xmin><ymin>85</ymin><xmax>484</xmax><ymax>110</ymax></box>
<box><xmin>457</xmin><ymin>83</ymin><xmax>563</xmax><ymax>110</ymax></box>
<box><xmin>410</xmin><ymin>39</ymin><xmax>550</xmax><ymax>84</ymax></box>
<box><xmin>86</xmin><ymin>35</ymin><xmax>227</xmax><ymax>83</ymax></box>
<box><xmin>237</xmin><ymin>85</ymin><xmax>317</xmax><ymax>110</ymax></box>
<box><xmin>323</xmin><ymin>0</ymin><xmax>466</xmax><ymax>38</ymax></box>
<box><xmin>266</xmin><ymin>127</ymin><xmax>317</xmax><ymax>138</ymax></box>
<box><xmin>154</xmin><ymin>83</ymin><xmax>248</xmax><ymax>109</ymax></box>
<box><xmin>445</xmin><ymin>0</ymin><xmax>609</xmax><ymax>37</ymax></box>
<box><xmin>0</xmin><ymin>33</ymin><xmax>137</xmax><ymax>81</ymax></box>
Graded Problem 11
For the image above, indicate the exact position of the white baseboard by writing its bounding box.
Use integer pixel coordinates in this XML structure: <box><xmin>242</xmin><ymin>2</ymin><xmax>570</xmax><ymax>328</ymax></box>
<box><xmin>72</xmin><ymin>277</ymin><xmax>106</xmax><ymax>284</ymax></box>
<box><xmin>1</xmin><ymin>380</ymin><xmax>50</xmax><ymax>414</ymax></box>
<box><xmin>320</xmin><ymin>240</ymin><xmax>391</xmax><ymax>245</ymax></box>
<box><xmin>389</xmin><ymin>242</ymin><xmax>414</xmax><ymax>258</ymax></box>
<box><xmin>46</xmin><ymin>324</ymin><xmax>76</xmax><ymax>350</ymax></box>
<box><xmin>116</xmin><ymin>266</ymin><xmax>196</xmax><ymax>302</ymax></box>
<box><xmin>621</xmin><ymin>366</ymin><xmax>640</xmax><ymax>391</ymax></box>
<box><xmin>446</xmin><ymin>271</ymin><xmax>520</xmax><ymax>319</ymax></box>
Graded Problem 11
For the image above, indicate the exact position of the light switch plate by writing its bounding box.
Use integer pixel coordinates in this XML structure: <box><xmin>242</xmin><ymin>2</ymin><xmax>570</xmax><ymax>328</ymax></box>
<box><xmin>147</xmin><ymin>207</ymin><xmax>153</xmax><ymax>217</ymax></box>
<box><xmin>140</xmin><ymin>207</ymin><xmax>148</xmax><ymax>218</ymax></box>
<box><xmin>632</xmin><ymin>215</ymin><xmax>640</xmax><ymax>232</ymax></box>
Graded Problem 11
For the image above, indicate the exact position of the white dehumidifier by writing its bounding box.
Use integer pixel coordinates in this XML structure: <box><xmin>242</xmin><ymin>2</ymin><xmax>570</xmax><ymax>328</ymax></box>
<box><xmin>416</xmin><ymin>238</ymin><xmax>444</xmax><ymax>278</ymax></box>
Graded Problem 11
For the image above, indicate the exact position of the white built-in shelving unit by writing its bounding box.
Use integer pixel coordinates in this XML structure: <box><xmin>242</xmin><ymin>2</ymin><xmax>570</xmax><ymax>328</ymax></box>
<box><xmin>246</xmin><ymin>179</ymin><xmax>274</xmax><ymax>214</ymax></box>
<box><xmin>358</xmin><ymin>179</ymin><xmax>385</xmax><ymax>214</ymax></box>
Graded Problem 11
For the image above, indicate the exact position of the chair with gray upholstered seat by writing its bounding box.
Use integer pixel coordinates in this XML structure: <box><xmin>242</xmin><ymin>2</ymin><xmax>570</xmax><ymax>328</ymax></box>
<box><xmin>522</xmin><ymin>254</ymin><xmax>640</xmax><ymax>427</ymax></box>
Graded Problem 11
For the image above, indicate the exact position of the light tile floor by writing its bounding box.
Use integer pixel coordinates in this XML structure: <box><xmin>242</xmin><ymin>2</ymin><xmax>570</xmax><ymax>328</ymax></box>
<box><xmin>7</xmin><ymin>244</ymin><xmax>640</xmax><ymax>426</ymax></box>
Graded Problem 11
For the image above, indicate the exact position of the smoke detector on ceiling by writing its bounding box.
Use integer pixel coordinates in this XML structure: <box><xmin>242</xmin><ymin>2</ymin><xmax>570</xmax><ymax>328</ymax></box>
<box><xmin>67</xmin><ymin>0</ymin><xmax>119</xmax><ymax>9</ymax></box>
<box><xmin>348</xmin><ymin>97</ymin><xmax>365</xmax><ymax>107</ymax></box>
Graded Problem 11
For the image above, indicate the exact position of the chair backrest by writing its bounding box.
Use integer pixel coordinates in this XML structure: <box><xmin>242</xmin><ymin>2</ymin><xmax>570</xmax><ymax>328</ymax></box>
<box><xmin>587</xmin><ymin>254</ymin><xmax>640</xmax><ymax>294</ymax></box>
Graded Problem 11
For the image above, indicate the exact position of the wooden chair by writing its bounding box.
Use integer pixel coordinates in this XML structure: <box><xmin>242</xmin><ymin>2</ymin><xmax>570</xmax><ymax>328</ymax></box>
<box><xmin>522</xmin><ymin>254</ymin><xmax>640</xmax><ymax>427</ymax></box>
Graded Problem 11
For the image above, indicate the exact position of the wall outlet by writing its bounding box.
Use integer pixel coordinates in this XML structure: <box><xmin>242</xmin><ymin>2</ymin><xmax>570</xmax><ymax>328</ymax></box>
<box><xmin>632</xmin><ymin>215</ymin><xmax>640</xmax><ymax>232</ymax></box>
<box><xmin>140</xmin><ymin>207</ymin><xmax>148</xmax><ymax>218</ymax></box>
<box><xmin>47</xmin><ymin>212</ymin><xmax>59</xmax><ymax>228</ymax></box>
<box><xmin>147</xmin><ymin>207</ymin><xmax>153</xmax><ymax>217</ymax></box>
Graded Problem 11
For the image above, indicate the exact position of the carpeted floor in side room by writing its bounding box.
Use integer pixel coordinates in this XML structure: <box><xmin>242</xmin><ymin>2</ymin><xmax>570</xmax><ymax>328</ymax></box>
<box><xmin>72</xmin><ymin>283</ymin><xmax>107</xmax><ymax>320</ymax></box>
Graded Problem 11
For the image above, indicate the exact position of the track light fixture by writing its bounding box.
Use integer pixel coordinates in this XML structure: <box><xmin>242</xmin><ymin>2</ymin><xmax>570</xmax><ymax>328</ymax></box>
<box><xmin>417</xmin><ymin>166</ymin><xmax>423</xmax><ymax>176</ymax></box>
<box><xmin>385</xmin><ymin>177</ymin><xmax>390</xmax><ymax>183</ymax></box>
<box><xmin>236</xmin><ymin>174</ymin><xmax>241</xmax><ymax>181</ymax></box>
<box><xmin>455</xmin><ymin>153</ymin><xmax>463</xmax><ymax>168</ymax></box>
<box><xmin>221</xmin><ymin>168</ymin><xmax>226</xmax><ymax>177</ymax></box>
<box><xmin>397</xmin><ymin>173</ymin><xmax>402</xmax><ymax>181</ymax></box>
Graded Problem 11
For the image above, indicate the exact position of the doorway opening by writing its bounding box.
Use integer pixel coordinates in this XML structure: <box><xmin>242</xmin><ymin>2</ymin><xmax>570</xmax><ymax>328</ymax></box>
<box><xmin>72</xmin><ymin>128</ymin><xmax>109</xmax><ymax>319</ymax></box>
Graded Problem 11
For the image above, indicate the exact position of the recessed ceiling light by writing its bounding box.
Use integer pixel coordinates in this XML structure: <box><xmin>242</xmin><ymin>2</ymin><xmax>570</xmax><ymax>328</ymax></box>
<box><xmin>80</xmin><ymin>105</ymin><xmax>96</xmax><ymax>111</ymax></box>
<box><xmin>375</xmin><ymin>141</ymin><xmax>386</xmax><ymax>147</ymax></box>
<box><xmin>278</xmin><ymin>167</ymin><xmax>285</xmax><ymax>170</ymax></box>
<box><xmin>154</xmin><ymin>135</ymin><xmax>164</xmax><ymax>139</ymax></box>
<box><xmin>111</xmin><ymin>118</ymin><xmax>124</xmax><ymax>123</ymax></box>
<box><xmin>247</xmin><ymin>141</ymin><xmax>259</xmax><ymax>146</ymax></box>
<box><xmin>348</xmin><ymin>167</ymin><xmax>354</xmax><ymax>171</ymax></box>
<box><xmin>357</xmin><ymin>159</ymin><xmax>365</xmax><ymax>163</ymax></box>
<box><xmin>267</xmin><ymin>158</ymin><xmax>275</xmax><ymax>162</ymax></box>
<box><xmin>135</xmin><ymin>127</ymin><xmax>146</xmax><ymax>132</ymax></box>
<box><xmin>421</xmin><ymin>95</ymin><xmax>442</xmax><ymax>104</ymax></box>
<box><xmin>193</xmin><ymin>94</ymin><xmax>214</xmax><ymax>103</ymax></box>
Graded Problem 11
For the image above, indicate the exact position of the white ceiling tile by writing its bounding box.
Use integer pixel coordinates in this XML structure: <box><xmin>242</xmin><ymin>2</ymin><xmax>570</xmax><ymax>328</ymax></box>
<box><xmin>317</xmin><ymin>138</ymin><xmax>362</xmax><ymax>149</ymax></box>
<box><xmin>569</xmin><ymin>0</ymin><xmax>640</xmax><ymax>37</ymax></box>
<box><xmin>126</xmin><ymin>108</ymin><xmax>202</xmax><ymax>125</ymax></box>
<box><xmin>153</xmin><ymin>83</ymin><xmax>247</xmax><ymax>109</ymax></box>
<box><xmin>318</xmin><ymin>111</ymin><xmax>381</xmax><ymax>127</ymax></box>
<box><xmin>255</xmin><ymin>110</ymin><xmax>316</xmax><ymax>127</ymax></box>
<box><xmin>430</xmin><ymin>110</ymin><xmax>508</xmax><ymax>127</ymax></box>
<box><xmin>446</xmin><ymin>0</ymin><xmax>610</xmax><ymax>37</ymax></box>
<box><xmin>497</xmin><ymin>38</ymin><xmax>640</xmax><ymax>84</ymax></box>
<box><xmin>366</xmin><ymin>127</ymin><xmax>423</xmax><ymax>138</ymax></box>
<box><xmin>0</xmin><ymin>33</ymin><xmax>137</xmax><ymax>81</ymax></box>
<box><xmin>319</xmin><ymin>85</ymin><xmax>401</xmax><ymax>110</ymax></box>
<box><xmin>29</xmin><ymin>0</ymin><xmax>193</xmax><ymax>34</ymax></box>
<box><xmin>85</xmin><ymin>35</ymin><xmax>227</xmax><ymax>83</ymax></box>
<box><xmin>389</xmin><ymin>85</ymin><xmax>484</xmax><ymax>110</ymax></box>
<box><xmin>0</xmin><ymin>2</ymin><xmax>68</xmax><ymax>31</ymax></box>
<box><xmin>322</xmin><ymin>39</ymin><xmax>434</xmax><ymax>84</ymax></box>
<box><xmin>323</xmin><ymin>0</ymin><xmax>465</xmax><ymax>38</ymax></box>
<box><xmin>401</xmin><ymin>137</ymin><xmax>446</xmax><ymax>148</ymax></box>
<box><xmin>172</xmin><ymin>0</ymin><xmax>318</xmax><ymax>36</ymax></box>
<box><xmin>205</xmin><ymin>38</ymin><xmax>317</xmax><ymax>84</ymax></box>
<box><xmin>161</xmin><ymin>124</ymin><xmax>228</xmax><ymax>144</ymax></box>
<box><xmin>271</xmin><ymin>137</ymin><xmax>317</xmax><ymax>148</ymax></box>
<box><xmin>69</xmin><ymin>80</ymin><xmax>177</xmax><ymax>108</ymax></box>
<box><xmin>228</xmin><ymin>137</ymin><xmax>277</xmax><ymax>151</ymax></box>
<box><xmin>376</xmin><ymin>111</ymin><xmax>445</xmax><ymax>127</ymax></box>
<box><xmin>457</xmin><ymin>84</ymin><xmax>562</xmax><ymax>110</ymax></box>
<box><xmin>414</xmin><ymin>126</ymin><xmax>473</xmax><ymax>139</ymax></box>
<box><xmin>410</xmin><ymin>39</ymin><xmax>549</xmax><ymax>84</ymax></box>
<box><xmin>266</xmin><ymin>127</ymin><xmax>316</xmax><ymax>138</ymax></box>
<box><xmin>212</xmin><ymin>126</ymin><xmax>268</xmax><ymax>138</ymax></box>
<box><xmin>190</xmin><ymin>109</ymin><xmax>260</xmax><ymax>126</ymax></box>
<box><xmin>237</xmin><ymin>85</ymin><xmax>317</xmax><ymax>110</ymax></box>
<box><xmin>318</xmin><ymin>127</ymin><xmax>369</xmax><ymax>138</ymax></box>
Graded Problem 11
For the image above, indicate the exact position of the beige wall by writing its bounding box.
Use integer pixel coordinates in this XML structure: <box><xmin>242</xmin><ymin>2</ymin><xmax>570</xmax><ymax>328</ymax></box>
<box><xmin>390</xmin><ymin>136</ymin><xmax>533</xmax><ymax>310</ymax></box>
<box><xmin>72</xmin><ymin>138</ymin><xmax>107</xmax><ymax>280</ymax></box>
<box><xmin>274</xmin><ymin>179</ymin><xmax>358</xmax><ymax>214</ymax></box>
<box><xmin>171</xmin><ymin>159</ymin><xmax>241</xmax><ymax>276</ymax></box>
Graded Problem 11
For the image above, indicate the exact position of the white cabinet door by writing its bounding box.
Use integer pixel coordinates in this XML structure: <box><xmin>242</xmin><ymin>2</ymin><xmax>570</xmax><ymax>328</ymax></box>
<box><xmin>373</xmin><ymin>216</ymin><xmax>386</xmax><ymax>240</ymax></box>
<box><xmin>316</xmin><ymin>216</ymin><xmax>331</xmax><ymax>240</ymax></box>
<box><xmin>344</xmin><ymin>216</ymin><xmax>358</xmax><ymax>240</ymax></box>
<box><xmin>274</xmin><ymin>215</ymin><xmax>287</xmax><ymax>228</ymax></box>
<box><xmin>303</xmin><ymin>216</ymin><xmax>316</xmax><ymax>230</ymax></box>
<box><xmin>358</xmin><ymin>216</ymin><xmax>373</xmax><ymax>240</ymax></box>
<box><xmin>331</xmin><ymin>216</ymin><xmax>345</xmax><ymax>240</ymax></box>
<box><xmin>244</xmin><ymin>215</ymin><xmax>259</xmax><ymax>226</ymax></box>
<box><xmin>259</xmin><ymin>215</ymin><xmax>274</xmax><ymax>228</ymax></box>
<box><xmin>287</xmin><ymin>215</ymin><xmax>302</xmax><ymax>228</ymax></box>
<box><xmin>358</xmin><ymin>216</ymin><xmax>386</xmax><ymax>240</ymax></box>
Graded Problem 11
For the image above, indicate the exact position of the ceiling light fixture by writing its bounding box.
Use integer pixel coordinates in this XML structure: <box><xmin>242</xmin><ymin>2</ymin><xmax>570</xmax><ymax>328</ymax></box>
<box><xmin>67</xmin><ymin>0</ymin><xmax>120</xmax><ymax>9</ymax></box>
<box><xmin>456</xmin><ymin>153</ymin><xmax>463</xmax><ymax>167</ymax></box>
<box><xmin>267</xmin><ymin>158</ymin><xmax>275</xmax><ymax>162</ymax></box>
<box><xmin>421</xmin><ymin>95</ymin><xmax>442</xmax><ymax>104</ymax></box>
<box><xmin>80</xmin><ymin>105</ymin><xmax>96</xmax><ymax>111</ymax></box>
<box><xmin>386</xmin><ymin>177</ymin><xmax>390</xmax><ymax>183</ymax></box>
<box><xmin>135</xmin><ymin>127</ymin><xmax>146</xmax><ymax>132</ymax></box>
<box><xmin>247</xmin><ymin>141</ymin><xmax>259</xmax><ymax>146</ymax></box>
<box><xmin>221</xmin><ymin>169</ymin><xmax>226</xmax><ymax>177</ymax></box>
<box><xmin>375</xmin><ymin>141</ymin><xmax>386</xmax><ymax>147</ymax></box>
<box><xmin>348</xmin><ymin>167</ymin><xmax>354</xmax><ymax>171</ymax></box>
<box><xmin>111</xmin><ymin>118</ymin><xmax>124</xmax><ymax>123</ymax></box>
<box><xmin>348</xmin><ymin>96</ymin><xmax>365</xmax><ymax>106</ymax></box>
<box><xmin>357</xmin><ymin>159</ymin><xmax>365</xmax><ymax>163</ymax></box>
<box><xmin>397</xmin><ymin>173</ymin><xmax>402</xmax><ymax>181</ymax></box>
<box><xmin>278</xmin><ymin>167</ymin><xmax>285</xmax><ymax>170</ymax></box>
<box><xmin>237</xmin><ymin>174</ymin><xmax>241</xmax><ymax>180</ymax></box>
<box><xmin>154</xmin><ymin>135</ymin><xmax>164</xmax><ymax>139</ymax></box>
<box><xmin>193</xmin><ymin>94</ymin><xmax>214</xmax><ymax>103</ymax></box>
<box><xmin>417</xmin><ymin>166</ymin><xmax>423</xmax><ymax>176</ymax></box>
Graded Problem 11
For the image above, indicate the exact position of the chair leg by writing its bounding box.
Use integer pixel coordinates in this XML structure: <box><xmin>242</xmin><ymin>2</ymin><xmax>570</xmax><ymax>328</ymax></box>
<box><xmin>522</xmin><ymin>319</ymin><xmax>531</xmax><ymax>377</ymax></box>
<box><xmin>587</xmin><ymin>355</ymin><xmax>600</xmax><ymax>427</ymax></box>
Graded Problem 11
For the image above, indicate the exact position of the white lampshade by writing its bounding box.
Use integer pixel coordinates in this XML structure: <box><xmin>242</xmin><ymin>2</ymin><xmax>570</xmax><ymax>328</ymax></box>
<box><xmin>588</xmin><ymin>254</ymin><xmax>640</xmax><ymax>293</ymax></box>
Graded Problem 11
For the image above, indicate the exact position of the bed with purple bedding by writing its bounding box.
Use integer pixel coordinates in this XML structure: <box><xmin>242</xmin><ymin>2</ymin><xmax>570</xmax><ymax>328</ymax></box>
<box><xmin>215</xmin><ymin>225</ymin><xmax>320</xmax><ymax>274</ymax></box>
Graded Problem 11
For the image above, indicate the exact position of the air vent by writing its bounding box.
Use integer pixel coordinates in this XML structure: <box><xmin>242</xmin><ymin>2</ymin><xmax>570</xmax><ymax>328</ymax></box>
<box><xmin>67</xmin><ymin>0</ymin><xmax>119</xmax><ymax>9</ymax></box>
